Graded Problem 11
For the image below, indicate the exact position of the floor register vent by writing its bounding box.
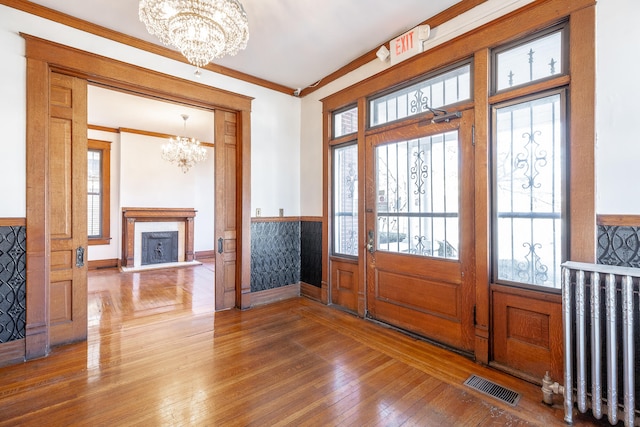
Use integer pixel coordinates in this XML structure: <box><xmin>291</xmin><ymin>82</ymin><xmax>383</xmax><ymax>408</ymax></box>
<box><xmin>463</xmin><ymin>374</ymin><xmax>521</xmax><ymax>407</ymax></box>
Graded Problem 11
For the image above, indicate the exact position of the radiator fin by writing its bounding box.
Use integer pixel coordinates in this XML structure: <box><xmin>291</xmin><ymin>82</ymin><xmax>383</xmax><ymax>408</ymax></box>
<box><xmin>463</xmin><ymin>374</ymin><xmax>521</xmax><ymax>406</ymax></box>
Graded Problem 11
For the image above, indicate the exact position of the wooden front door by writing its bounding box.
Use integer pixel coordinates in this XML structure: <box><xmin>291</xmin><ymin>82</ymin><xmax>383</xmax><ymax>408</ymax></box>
<box><xmin>214</xmin><ymin>110</ymin><xmax>238</xmax><ymax>310</ymax></box>
<box><xmin>365</xmin><ymin>111</ymin><xmax>475</xmax><ymax>352</ymax></box>
<box><xmin>48</xmin><ymin>72</ymin><xmax>88</xmax><ymax>345</ymax></box>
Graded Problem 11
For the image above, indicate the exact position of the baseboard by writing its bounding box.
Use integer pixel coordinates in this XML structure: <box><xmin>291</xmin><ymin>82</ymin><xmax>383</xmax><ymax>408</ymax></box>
<box><xmin>0</xmin><ymin>339</ymin><xmax>25</xmax><ymax>367</ymax></box>
<box><xmin>195</xmin><ymin>250</ymin><xmax>216</xmax><ymax>260</ymax></box>
<box><xmin>300</xmin><ymin>282</ymin><xmax>322</xmax><ymax>301</ymax></box>
<box><xmin>88</xmin><ymin>258</ymin><xmax>119</xmax><ymax>270</ymax></box>
<box><xmin>251</xmin><ymin>283</ymin><xmax>300</xmax><ymax>307</ymax></box>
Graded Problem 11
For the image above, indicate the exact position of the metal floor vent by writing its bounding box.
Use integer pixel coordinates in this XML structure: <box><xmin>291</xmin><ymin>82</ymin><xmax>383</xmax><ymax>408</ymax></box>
<box><xmin>463</xmin><ymin>374</ymin><xmax>521</xmax><ymax>406</ymax></box>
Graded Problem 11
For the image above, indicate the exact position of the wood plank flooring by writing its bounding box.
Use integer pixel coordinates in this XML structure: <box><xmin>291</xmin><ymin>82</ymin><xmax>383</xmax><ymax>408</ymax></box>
<box><xmin>0</xmin><ymin>263</ymin><xmax>607</xmax><ymax>426</ymax></box>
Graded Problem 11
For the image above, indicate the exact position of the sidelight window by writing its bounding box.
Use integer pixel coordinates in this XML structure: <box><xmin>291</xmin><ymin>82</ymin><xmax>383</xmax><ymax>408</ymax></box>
<box><xmin>333</xmin><ymin>143</ymin><xmax>358</xmax><ymax>257</ymax></box>
<box><xmin>492</xmin><ymin>91</ymin><xmax>566</xmax><ymax>288</ymax></box>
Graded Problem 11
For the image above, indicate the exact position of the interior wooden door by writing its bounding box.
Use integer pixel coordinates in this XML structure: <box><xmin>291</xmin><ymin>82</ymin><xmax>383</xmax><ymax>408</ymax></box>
<box><xmin>214</xmin><ymin>110</ymin><xmax>238</xmax><ymax>310</ymax></box>
<box><xmin>365</xmin><ymin>111</ymin><xmax>475</xmax><ymax>352</ymax></box>
<box><xmin>48</xmin><ymin>72</ymin><xmax>88</xmax><ymax>345</ymax></box>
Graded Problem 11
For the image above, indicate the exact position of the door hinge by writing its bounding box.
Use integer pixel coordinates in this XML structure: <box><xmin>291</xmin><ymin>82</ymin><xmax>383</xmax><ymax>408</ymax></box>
<box><xmin>472</xmin><ymin>124</ymin><xmax>475</xmax><ymax>146</ymax></box>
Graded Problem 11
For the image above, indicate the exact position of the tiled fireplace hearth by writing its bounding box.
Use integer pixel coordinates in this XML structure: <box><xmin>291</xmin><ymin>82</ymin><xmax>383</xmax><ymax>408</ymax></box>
<box><xmin>121</xmin><ymin>208</ymin><xmax>196</xmax><ymax>269</ymax></box>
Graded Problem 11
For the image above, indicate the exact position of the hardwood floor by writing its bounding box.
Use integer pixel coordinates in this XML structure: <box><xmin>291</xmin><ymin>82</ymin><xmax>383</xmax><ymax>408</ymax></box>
<box><xmin>0</xmin><ymin>263</ymin><xmax>607</xmax><ymax>426</ymax></box>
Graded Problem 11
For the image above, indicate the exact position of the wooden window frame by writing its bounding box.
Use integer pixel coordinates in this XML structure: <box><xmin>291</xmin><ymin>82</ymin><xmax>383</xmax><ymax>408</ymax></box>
<box><xmin>88</xmin><ymin>139</ymin><xmax>111</xmax><ymax>246</ymax></box>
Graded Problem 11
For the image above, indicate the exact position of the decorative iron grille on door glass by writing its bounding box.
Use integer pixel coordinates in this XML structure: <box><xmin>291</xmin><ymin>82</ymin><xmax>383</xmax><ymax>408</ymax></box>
<box><xmin>493</xmin><ymin>92</ymin><xmax>564</xmax><ymax>288</ymax></box>
<box><xmin>369</xmin><ymin>64</ymin><xmax>471</xmax><ymax>127</ymax></box>
<box><xmin>376</xmin><ymin>131</ymin><xmax>459</xmax><ymax>259</ymax></box>
<box><xmin>333</xmin><ymin>143</ymin><xmax>358</xmax><ymax>256</ymax></box>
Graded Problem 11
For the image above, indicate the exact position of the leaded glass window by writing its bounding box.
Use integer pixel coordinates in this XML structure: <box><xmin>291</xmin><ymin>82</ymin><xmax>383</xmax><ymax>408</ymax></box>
<box><xmin>369</xmin><ymin>64</ymin><xmax>471</xmax><ymax>127</ymax></box>
<box><xmin>333</xmin><ymin>143</ymin><xmax>358</xmax><ymax>256</ymax></box>
<box><xmin>492</xmin><ymin>91</ymin><xmax>565</xmax><ymax>288</ymax></box>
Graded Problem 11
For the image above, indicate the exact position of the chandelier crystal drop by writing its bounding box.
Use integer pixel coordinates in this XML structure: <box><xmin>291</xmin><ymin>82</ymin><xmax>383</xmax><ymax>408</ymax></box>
<box><xmin>139</xmin><ymin>0</ymin><xmax>249</xmax><ymax>68</ymax></box>
<box><xmin>161</xmin><ymin>114</ymin><xmax>208</xmax><ymax>173</ymax></box>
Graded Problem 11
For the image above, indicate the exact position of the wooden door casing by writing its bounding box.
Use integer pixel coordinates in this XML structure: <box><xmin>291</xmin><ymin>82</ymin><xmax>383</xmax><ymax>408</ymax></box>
<box><xmin>365</xmin><ymin>111</ymin><xmax>475</xmax><ymax>353</ymax></box>
<box><xmin>48</xmin><ymin>72</ymin><xmax>88</xmax><ymax>346</ymax></box>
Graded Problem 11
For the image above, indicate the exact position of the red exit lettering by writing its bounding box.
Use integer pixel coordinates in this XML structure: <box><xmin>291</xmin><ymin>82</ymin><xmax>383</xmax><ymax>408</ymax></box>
<box><xmin>395</xmin><ymin>30</ymin><xmax>415</xmax><ymax>56</ymax></box>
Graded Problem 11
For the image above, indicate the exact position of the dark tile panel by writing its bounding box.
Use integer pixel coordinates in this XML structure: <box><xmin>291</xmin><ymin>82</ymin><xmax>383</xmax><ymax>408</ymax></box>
<box><xmin>0</xmin><ymin>226</ymin><xmax>26</xmax><ymax>343</ymax></box>
<box><xmin>251</xmin><ymin>221</ymin><xmax>301</xmax><ymax>292</ymax></box>
<box><xmin>597</xmin><ymin>225</ymin><xmax>640</xmax><ymax>267</ymax></box>
<box><xmin>301</xmin><ymin>221</ymin><xmax>322</xmax><ymax>287</ymax></box>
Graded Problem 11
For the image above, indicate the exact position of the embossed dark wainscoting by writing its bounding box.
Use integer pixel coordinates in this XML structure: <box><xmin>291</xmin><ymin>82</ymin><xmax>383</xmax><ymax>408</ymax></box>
<box><xmin>250</xmin><ymin>218</ymin><xmax>322</xmax><ymax>294</ymax></box>
<box><xmin>597</xmin><ymin>223</ymin><xmax>640</xmax><ymax>267</ymax></box>
<box><xmin>0</xmin><ymin>225</ymin><xmax>26</xmax><ymax>343</ymax></box>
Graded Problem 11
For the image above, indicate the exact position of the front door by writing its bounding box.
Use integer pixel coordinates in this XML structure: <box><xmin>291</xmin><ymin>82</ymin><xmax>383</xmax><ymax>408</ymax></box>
<box><xmin>365</xmin><ymin>111</ymin><xmax>475</xmax><ymax>352</ymax></box>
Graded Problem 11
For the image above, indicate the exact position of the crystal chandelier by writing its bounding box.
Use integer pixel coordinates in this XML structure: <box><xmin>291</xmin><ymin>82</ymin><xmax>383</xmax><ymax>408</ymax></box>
<box><xmin>161</xmin><ymin>114</ymin><xmax>208</xmax><ymax>173</ymax></box>
<box><xmin>139</xmin><ymin>0</ymin><xmax>249</xmax><ymax>68</ymax></box>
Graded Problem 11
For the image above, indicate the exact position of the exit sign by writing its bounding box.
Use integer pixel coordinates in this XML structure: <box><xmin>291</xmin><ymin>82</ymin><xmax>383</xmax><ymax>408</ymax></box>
<box><xmin>390</xmin><ymin>25</ymin><xmax>429</xmax><ymax>66</ymax></box>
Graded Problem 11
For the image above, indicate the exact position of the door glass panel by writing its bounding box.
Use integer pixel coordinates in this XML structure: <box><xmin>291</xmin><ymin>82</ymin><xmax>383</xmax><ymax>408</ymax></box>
<box><xmin>376</xmin><ymin>131</ymin><xmax>459</xmax><ymax>259</ymax></box>
<box><xmin>333</xmin><ymin>143</ymin><xmax>358</xmax><ymax>256</ymax></box>
<box><xmin>493</xmin><ymin>93</ymin><xmax>563</xmax><ymax>288</ymax></box>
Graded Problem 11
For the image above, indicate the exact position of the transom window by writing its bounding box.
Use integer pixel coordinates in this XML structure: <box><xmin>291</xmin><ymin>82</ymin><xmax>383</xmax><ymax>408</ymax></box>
<box><xmin>493</xmin><ymin>25</ymin><xmax>566</xmax><ymax>92</ymax></box>
<box><xmin>369</xmin><ymin>63</ymin><xmax>471</xmax><ymax>127</ymax></box>
<box><xmin>333</xmin><ymin>105</ymin><xmax>358</xmax><ymax>139</ymax></box>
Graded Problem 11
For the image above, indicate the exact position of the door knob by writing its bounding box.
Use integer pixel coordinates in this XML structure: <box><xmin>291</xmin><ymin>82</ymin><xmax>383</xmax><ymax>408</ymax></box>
<box><xmin>366</xmin><ymin>230</ymin><xmax>375</xmax><ymax>254</ymax></box>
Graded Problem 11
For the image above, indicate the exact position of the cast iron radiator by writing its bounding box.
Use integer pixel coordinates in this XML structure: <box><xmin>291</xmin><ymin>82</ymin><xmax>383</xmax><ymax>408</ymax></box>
<box><xmin>560</xmin><ymin>261</ymin><xmax>640</xmax><ymax>426</ymax></box>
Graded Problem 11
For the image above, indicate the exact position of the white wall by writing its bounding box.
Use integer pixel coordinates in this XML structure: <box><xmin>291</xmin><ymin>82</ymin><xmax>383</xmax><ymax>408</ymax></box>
<box><xmin>0</xmin><ymin>5</ymin><xmax>301</xmax><ymax>225</ymax></box>
<box><xmin>595</xmin><ymin>0</ymin><xmax>640</xmax><ymax>214</ymax></box>
<box><xmin>300</xmin><ymin>0</ymin><xmax>640</xmax><ymax>218</ymax></box>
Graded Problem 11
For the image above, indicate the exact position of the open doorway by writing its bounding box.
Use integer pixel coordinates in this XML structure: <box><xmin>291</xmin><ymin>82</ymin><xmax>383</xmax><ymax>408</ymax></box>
<box><xmin>86</xmin><ymin>85</ymin><xmax>217</xmax><ymax>321</ymax></box>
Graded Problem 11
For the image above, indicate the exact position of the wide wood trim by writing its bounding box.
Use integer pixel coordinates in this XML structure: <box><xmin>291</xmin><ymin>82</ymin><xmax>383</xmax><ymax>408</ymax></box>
<box><xmin>120</xmin><ymin>127</ymin><xmax>214</xmax><ymax>146</ymax></box>
<box><xmin>88</xmin><ymin>238</ymin><xmax>111</xmax><ymax>246</ymax></box>
<box><xmin>488</xmin><ymin>75</ymin><xmax>571</xmax><ymax>105</ymax></box>
<box><xmin>22</xmin><ymin>34</ymin><xmax>253</xmax><ymax>113</ymax></box>
<box><xmin>1</xmin><ymin>0</ymin><xmax>293</xmax><ymax>96</ymax></box>
<box><xmin>301</xmin><ymin>0</ymin><xmax>488</xmax><ymax>97</ymax></box>
<box><xmin>322</xmin><ymin>0</ymin><xmax>596</xmax><ymax>111</ymax></box>
<box><xmin>238</xmin><ymin>109</ymin><xmax>252</xmax><ymax>310</ymax></box>
<box><xmin>300</xmin><ymin>216</ymin><xmax>322</xmax><ymax>222</ymax></box>
<box><xmin>596</xmin><ymin>215</ymin><xmax>640</xmax><ymax>227</ymax></box>
<box><xmin>25</xmin><ymin>57</ymin><xmax>50</xmax><ymax>360</ymax></box>
<box><xmin>568</xmin><ymin>5</ymin><xmax>596</xmax><ymax>262</ymax></box>
<box><xmin>195</xmin><ymin>250</ymin><xmax>216</xmax><ymax>260</ymax></box>
<box><xmin>250</xmin><ymin>283</ymin><xmax>300</xmax><ymax>307</ymax></box>
<box><xmin>0</xmin><ymin>339</ymin><xmax>25</xmax><ymax>368</ymax></box>
<box><xmin>0</xmin><ymin>218</ymin><xmax>26</xmax><ymax>226</ymax></box>
<box><xmin>88</xmin><ymin>124</ymin><xmax>119</xmax><ymax>133</ymax></box>
<box><xmin>88</xmin><ymin>258</ymin><xmax>119</xmax><ymax>270</ymax></box>
<box><xmin>473</xmin><ymin>48</ymin><xmax>490</xmax><ymax>365</ymax></box>
<box><xmin>300</xmin><ymin>282</ymin><xmax>322</xmax><ymax>302</ymax></box>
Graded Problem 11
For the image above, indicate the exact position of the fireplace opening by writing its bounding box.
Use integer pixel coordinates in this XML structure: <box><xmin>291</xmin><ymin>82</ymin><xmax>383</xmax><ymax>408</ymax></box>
<box><xmin>141</xmin><ymin>231</ymin><xmax>179</xmax><ymax>266</ymax></box>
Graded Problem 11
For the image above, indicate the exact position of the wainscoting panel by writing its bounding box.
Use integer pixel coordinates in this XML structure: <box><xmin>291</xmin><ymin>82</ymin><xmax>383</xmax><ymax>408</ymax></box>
<box><xmin>251</xmin><ymin>221</ymin><xmax>301</xmax><ymax>292</ymax></box>
<box><xmin>597</xmin><ymin>225</ymin><xmax>640</xmax><ymax>267</ymax></box>
<box><xmin>0</xmin><ymin>226</ymin><xmax>26</xmax><ymax>343</ymax></box>
<box><xmin>300</xmin><ymin>220</ymin><xmax>322</xmax><ymax>287</ymax></box>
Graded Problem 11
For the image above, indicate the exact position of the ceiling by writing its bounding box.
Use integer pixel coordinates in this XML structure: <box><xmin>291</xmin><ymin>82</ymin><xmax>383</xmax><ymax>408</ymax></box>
<box><xmin>28</xmin><ymin>0</ymin><xmax>461</xmax><ymax>91</ymax></box>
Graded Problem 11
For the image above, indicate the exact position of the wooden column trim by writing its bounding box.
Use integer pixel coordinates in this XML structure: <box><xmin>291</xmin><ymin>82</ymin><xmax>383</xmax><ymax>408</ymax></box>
<box><xmin>25</xmin><ymin>57</ymin><xmax>50</xmax><ymax>360</ymax></box>
<box><xmin>120</xmin><ymin>208</ymin><xmax>197</xmax><ymax>268</ymax></box>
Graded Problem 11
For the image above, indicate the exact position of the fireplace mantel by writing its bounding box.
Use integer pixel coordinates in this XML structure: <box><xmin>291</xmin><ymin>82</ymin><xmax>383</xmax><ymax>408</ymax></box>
<box><xmin>121</xmin><ymin>208</ymin><xmax>196</xmax><ymax>268</ymax></box>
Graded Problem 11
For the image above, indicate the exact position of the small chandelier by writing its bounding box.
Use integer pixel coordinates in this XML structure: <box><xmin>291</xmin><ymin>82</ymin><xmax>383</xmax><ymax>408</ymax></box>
<box><xmin>139</xmin><ymin>0</ymin><xmax>249</xmax><ymax>68</ymax></box>
<box><xmin>161</xmin><ymin>114</ymin><xmax>207</xmax><ymax>173</ymax></box>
